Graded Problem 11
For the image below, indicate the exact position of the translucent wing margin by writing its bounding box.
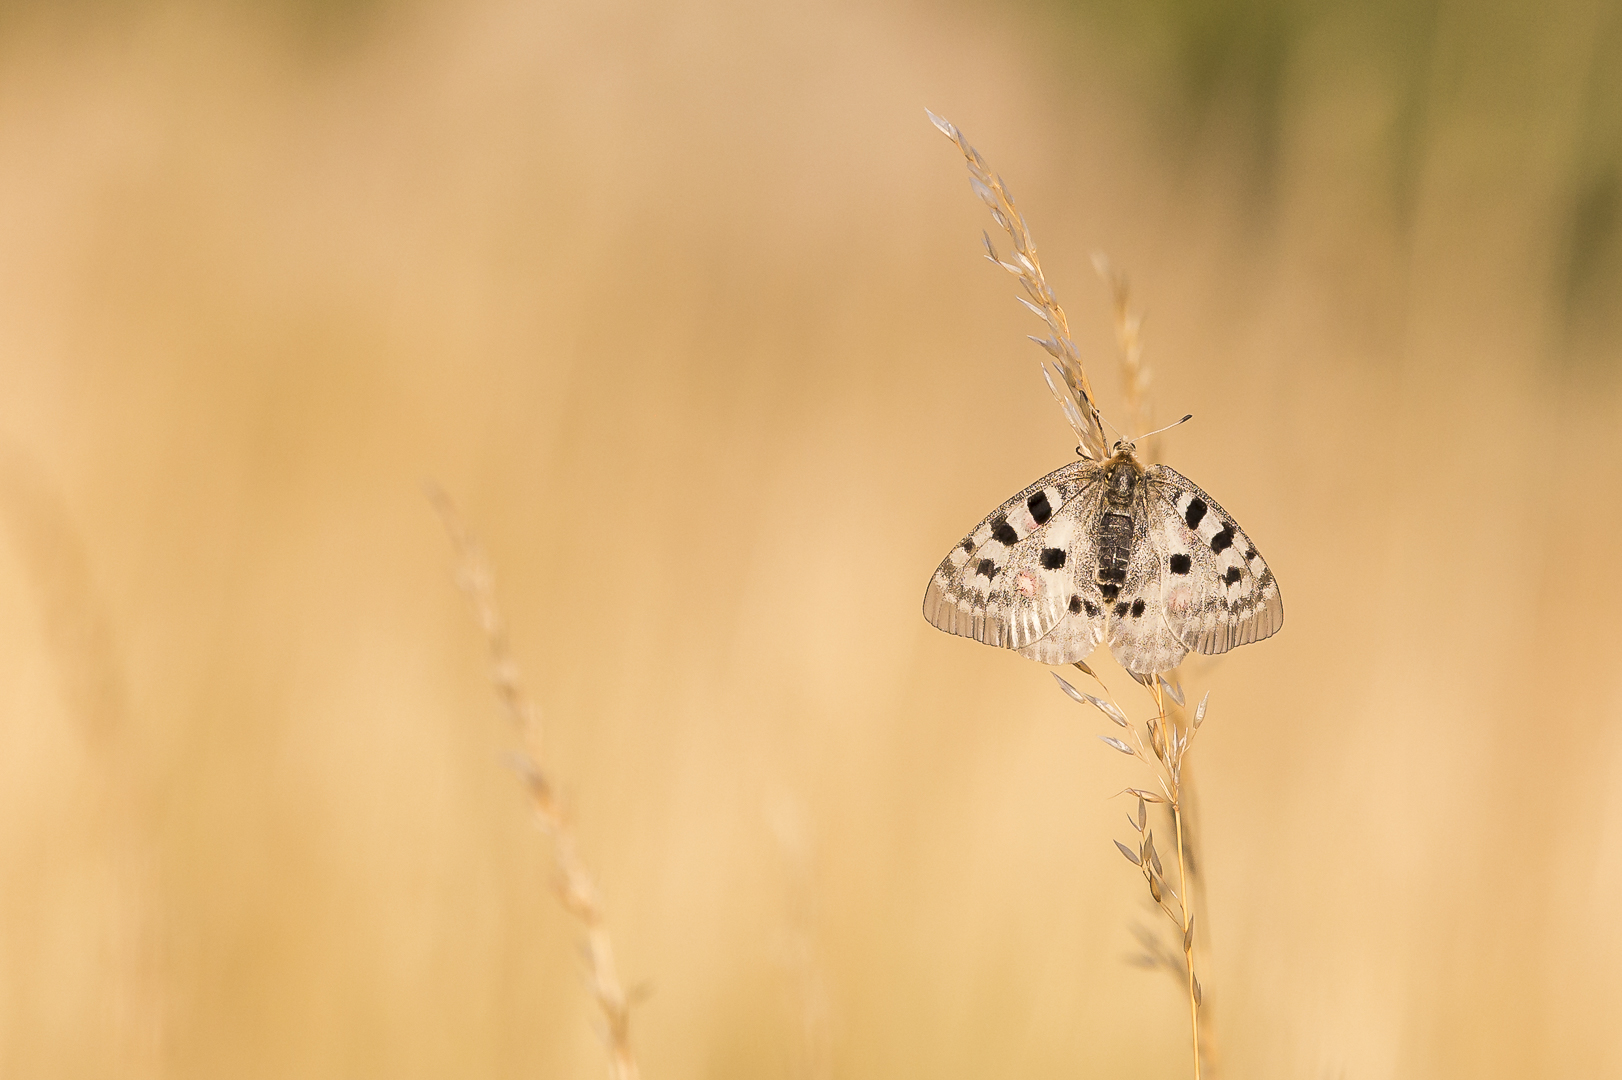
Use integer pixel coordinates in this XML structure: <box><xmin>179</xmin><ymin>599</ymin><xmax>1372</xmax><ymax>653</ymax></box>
<box><xmin>922</xmin><ymin>459</ymin><xmax>1104</xmax><ymax>652</ymax></box>
<box><xmin>1143</xmin><ymin>465</ymin><xmax>1284</xmax><ymax>656</ymax></box>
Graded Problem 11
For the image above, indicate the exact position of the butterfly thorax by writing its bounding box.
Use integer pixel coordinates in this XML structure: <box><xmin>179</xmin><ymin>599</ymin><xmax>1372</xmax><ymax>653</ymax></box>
<box><xmin>1102</xmin><ymin>447</ymin><xmax>1142</xmax><ymax>508</ymax></box>
<box><xmin>1096</xmin><ymin>449</ymin><xmax>1142</xmax><ymax>602</ymax></box>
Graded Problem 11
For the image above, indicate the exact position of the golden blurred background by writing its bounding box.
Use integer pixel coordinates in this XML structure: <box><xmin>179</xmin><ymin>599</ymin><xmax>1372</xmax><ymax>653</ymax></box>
<box><xmin>0</xmin><ymin>0</ymin><xmax>1618</xmax><ymax>1075</ymax></box>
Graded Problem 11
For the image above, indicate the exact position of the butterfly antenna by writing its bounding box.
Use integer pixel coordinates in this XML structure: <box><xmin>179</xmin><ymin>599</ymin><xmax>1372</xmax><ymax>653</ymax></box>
<box><xmin>1130</xmin><ymin>414</ymin><xmax>1193</xmax><ymax>443</ymax></box>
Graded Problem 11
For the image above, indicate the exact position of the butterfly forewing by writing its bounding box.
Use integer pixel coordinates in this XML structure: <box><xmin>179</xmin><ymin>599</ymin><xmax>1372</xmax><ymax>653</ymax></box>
<box><xmin>923</xmin><ymin>460</ymin><xmax>1103</xmax><ymax>651</ymax></box>
<box><xmin>1143</xmin><ymin>465</ymin><xmax>1283</xmax><ymax>656</ymax></box>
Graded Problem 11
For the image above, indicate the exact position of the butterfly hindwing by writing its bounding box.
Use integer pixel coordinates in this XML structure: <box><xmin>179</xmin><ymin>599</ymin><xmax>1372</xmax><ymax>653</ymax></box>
<box><xmin>1097</xmin><ymin>494</ymin><xmax>1192</xmax><ymax>674</ymax></box>
<box><xmin>1143</xmin><ymin>465</ymin><xmax>1283</xmax><ymax>656</ymax></box>
<box><xmin>922</xmin><ymin>459</ymin><xmax>1104</xmax><ymax>651</ymax></box>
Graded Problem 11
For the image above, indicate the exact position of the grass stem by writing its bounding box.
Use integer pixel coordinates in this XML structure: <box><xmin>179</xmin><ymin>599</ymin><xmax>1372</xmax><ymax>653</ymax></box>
<box><xmin>429</xmin><ymin>485</ymin><xmax>641</xmax><ymax>1080</ymax></box>
<box><xmin>1154</xmin><ymin>680</ymin><xmax>1200</xmax><ymax>1080</ymax></box>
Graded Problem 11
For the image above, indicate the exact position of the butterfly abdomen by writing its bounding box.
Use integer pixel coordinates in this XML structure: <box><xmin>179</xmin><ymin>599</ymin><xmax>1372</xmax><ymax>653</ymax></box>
<box><xmin>1095</xmin><ymin>513</ymin><xmax>1132</xmax><ymax>602</ymax></box>
<box><xmin>1094</xmin><ymin>456</ymin><xmax>1140</xmax><ymax>603</ymax></box>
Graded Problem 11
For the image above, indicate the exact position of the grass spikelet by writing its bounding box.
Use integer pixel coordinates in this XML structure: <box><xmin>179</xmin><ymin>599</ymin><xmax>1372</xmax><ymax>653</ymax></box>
<box><xmin>1062</xmin><ymin>673</ymin><xmax>1213</xmax><ymax>1078</ymax></box>
<box><xmin>428</xmin><ymin>485</ymin><xmax>641</xmax><ymax>1080</ymax></box>
<box><xmin>926</xmin><ymin>110</ymin><xmax>1110</xmax><ymax>461</ymax></box>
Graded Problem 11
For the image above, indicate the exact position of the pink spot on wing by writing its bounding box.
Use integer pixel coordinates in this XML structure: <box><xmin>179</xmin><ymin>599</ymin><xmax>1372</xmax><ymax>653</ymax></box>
<box><xmin>1016</xmin><ymin>572</ymin><xmax>1038</xmax><ymax>598</ymax></box>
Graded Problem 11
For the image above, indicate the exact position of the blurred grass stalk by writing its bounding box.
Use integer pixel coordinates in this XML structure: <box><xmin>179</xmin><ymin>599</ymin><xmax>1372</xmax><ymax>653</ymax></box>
<box><xmin>429</xmin><ymin>486</ymin><xmax>641</xmax><ymax>1080</ymax></box>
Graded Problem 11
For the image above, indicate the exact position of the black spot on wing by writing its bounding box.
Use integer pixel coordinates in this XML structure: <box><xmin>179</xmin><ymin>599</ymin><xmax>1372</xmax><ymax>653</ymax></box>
<box><xmin>1027</xmin><ymin>491</ymin><xmax>1052</xmax><ymax>525</ymax></box>
<box><xmin>991</xmin><ymin>517</ymin><xmax>1018</xmax><ymax>546</ymax></box>
<box><xmin>1210</xmin><ymin>526</ymin><xmax>1234</xmax><ymax>553</ymax></box>
<box><xmin>1113</xmin><ymin>602</ymin><xmax>1130</xmax><ymax>618</ymax></box>
<box><xmin>1184</xmin><ymin>497</ymin><xmax>1207</xmax><ymax>530</ymax></box>
<box><xmin>976</xmin><ymin>559</ymin><xmax>996</xmax><ymax>578</ymax></box>
<box><xmin>1068</xmin><ymin>594</ymin><xmax>1084</xmax><ymax>615</ymax></box>
<box><xmin>1130</xmin><ymin>599</ymin><xmax>1145</xmax><ymax>618</ymax></box>
<box><xmin>1040</xmin><ymin>547</ymin><xmax>1066</xmax><ymax>570</ymax></box>
<box><xmin>1169</xmin><ymin>553</ymin><xmax>1192</xmax><ymax>575</ymax></box>
<box><xmin>960</xmin><ymin>538</ymin><xmax>975</xmax><ymax>554</ymax></box>
<box><xmin>1223</xmin><ymin>567</ymin><xmax>1241</xmax><ymax>585</ymax></box>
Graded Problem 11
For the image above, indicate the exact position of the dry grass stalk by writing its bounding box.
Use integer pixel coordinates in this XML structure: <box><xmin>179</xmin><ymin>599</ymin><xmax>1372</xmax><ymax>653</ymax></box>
<box><xmin>428</xmin><ymin>486</ymin><xmax>641</xmax><ymax>1080</ymax></box>
<box><xmin>0</xmin><ymin>446</ymin><xmax>166</xmax><ymax>1074</ymax></box>
<box><xmin>1058</xmin><ymin>668</ymin><xmax>1211</xmax><ymax>1077</ymax></box>
<box><xmin>1090</xmin><ymin>253</ymin><xmax>1215</xmax><ymax>1069</ymax></box>
<box><xmin>767</xmin><ymin>796</ymin><xmax>833</xmax><ymax>1080</ymax></box>
<box><xmin>927</xmin><ymin>110</ymin><xmax>1111</xmax><ymax>463</ymax></box>
<box><xmin>931</xmin><ymin>112</ymin><xmax>1219</xmax><ymax>1078</ymax></box>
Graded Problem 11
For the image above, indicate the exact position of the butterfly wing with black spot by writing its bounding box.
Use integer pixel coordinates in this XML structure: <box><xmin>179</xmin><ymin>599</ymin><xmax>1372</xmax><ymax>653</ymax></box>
<box><xmin>1013</xmin><ymin>484</ymin><xmax>1113</xmax><ymax>665</ymax></box>
<box><xmin>922</xmin><ymin>459</ymin><xmax>1105</xmax><ymax>653</ymax></box>
<box><xmin>1142</xmin><ymin>465</ymin><xmax>1283</xmax><ymax>655</ymax></box>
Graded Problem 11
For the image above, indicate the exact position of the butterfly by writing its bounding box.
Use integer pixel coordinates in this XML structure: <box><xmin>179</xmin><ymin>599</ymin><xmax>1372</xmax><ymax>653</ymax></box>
<box><xmin>921</xmin><ymin>438</ymin><xmax>1283</xmax><ymax>675</ymax></box>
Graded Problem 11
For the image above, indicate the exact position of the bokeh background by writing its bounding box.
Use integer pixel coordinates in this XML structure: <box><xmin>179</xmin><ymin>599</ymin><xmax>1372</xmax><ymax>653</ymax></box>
<box><xmin>0</xmin><ymin>0</ymin><xmax>1618</xmax><ymax>1076</ymax></box>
